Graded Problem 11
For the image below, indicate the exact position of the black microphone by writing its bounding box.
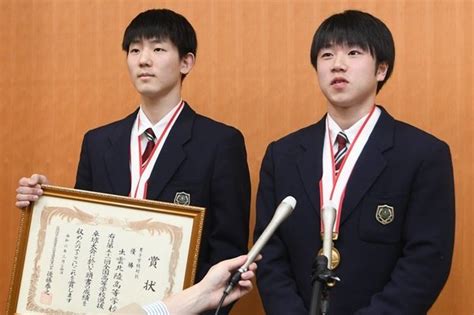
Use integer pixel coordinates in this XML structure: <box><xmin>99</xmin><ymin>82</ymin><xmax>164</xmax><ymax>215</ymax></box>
<box><xmin>224</xmin><ymin>196</ymin><xmax>297</xmax><ymax>294</ymax></box>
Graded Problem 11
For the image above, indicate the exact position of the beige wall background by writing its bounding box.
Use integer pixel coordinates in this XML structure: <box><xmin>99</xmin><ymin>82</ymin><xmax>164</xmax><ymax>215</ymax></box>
<box><xmin>1</xmin><ymin>0</ymin><xmax>472</xmax><ymax>314</ymax></box>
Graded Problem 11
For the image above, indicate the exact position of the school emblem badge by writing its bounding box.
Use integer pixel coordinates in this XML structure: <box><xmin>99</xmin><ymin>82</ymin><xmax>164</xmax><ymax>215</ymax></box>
<box><xmin>375</xmin><ymin>204</ymin><xmax>394</xmax><ymax>225</ymax></box>
<box><xmin>174</xmin><ymin>192</ymin><xmax>191</xmax><ymax>206</ymax></box>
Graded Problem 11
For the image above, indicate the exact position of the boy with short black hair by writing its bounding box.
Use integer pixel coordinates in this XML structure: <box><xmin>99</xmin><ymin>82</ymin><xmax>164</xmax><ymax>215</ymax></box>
<box><xmin>17</xmin><ymin>8</ymin><xmax>250</xmax><ymax>315</ymax></box>
<box><xmin>255</xmin><ymin>10</ymin><xmax>454</xmax><ymax>314</ymax></box>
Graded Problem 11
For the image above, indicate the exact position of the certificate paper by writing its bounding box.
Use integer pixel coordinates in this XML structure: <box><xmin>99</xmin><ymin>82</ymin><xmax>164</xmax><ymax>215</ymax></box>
<box><xmin>8</xmin><ymin>185</ymin><xmax>205</xmax><ymax>314</ymax></box>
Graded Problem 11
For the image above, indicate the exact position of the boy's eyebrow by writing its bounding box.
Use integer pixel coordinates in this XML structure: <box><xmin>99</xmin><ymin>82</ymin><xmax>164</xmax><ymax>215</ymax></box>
<box><xmin>129</xmin><ymin>37</ymin><xmax>165</xmax><ymax>44</ymax></box>
<box><xmin>149</xmin><ymin>38</ymin><xmax>165</xmax><ymax>44</ymax></box>
<box><xmin>321</xmin><ymin>42</ymin><xmax>368</xmax><ymax>50</ymax></box>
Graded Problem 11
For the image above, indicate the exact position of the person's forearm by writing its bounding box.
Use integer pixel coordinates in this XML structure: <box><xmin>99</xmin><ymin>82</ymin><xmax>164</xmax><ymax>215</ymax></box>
<box><xmin>163</xmin><ymin>282</ymin><xmax>209</xmax><ymax>315</ymax></box>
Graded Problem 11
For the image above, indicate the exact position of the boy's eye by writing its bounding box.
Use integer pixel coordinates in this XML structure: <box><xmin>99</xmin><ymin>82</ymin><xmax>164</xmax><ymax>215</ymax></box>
<box><xmin>154</xmin><ymin>47</ymin><xmax>165</xmax><ymax>52</ymax></box>
<box><xmin>320</xmin><ymin>52</ymin><xmax>333</xmax><ymax>58</ymax></box>
<box><xmin>129</xmin><ymin>48</ymin><xmax>140</xmax><ymax>54</ymax></box>
<box><xmin>348</xmin><ymin>50</ymin><xmax>362</xmax><ymax>56</ymax></box>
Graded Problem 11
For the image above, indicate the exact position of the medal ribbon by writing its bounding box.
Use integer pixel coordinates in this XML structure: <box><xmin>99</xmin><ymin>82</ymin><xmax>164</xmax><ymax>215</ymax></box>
<box><xmin>131</xmin><ymin>101</ymin><xmax>184</xmax><ymax>199</ymax></box>
<box><xmin>319</xmin><ymin>106</ymin><xmax>380</xmax><ymax>235</ymax></box>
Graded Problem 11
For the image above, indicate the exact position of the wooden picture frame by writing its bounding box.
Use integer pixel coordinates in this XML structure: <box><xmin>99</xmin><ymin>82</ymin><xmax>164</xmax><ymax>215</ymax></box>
<box><xmin>7</xmin><ymin>185</ymin><xmax>205</xmax><ymax>314</ymax></box>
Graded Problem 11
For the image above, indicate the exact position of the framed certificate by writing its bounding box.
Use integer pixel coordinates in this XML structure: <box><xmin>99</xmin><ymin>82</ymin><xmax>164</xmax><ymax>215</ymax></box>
<box><xmin>7</xmin><ymin>185</ymin><xmax>205</xmax><ymax>314</ymax></box>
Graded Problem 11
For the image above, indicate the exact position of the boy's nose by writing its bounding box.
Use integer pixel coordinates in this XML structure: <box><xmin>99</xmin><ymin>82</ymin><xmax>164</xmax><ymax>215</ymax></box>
<box><xmin>332</xmin><ymin>53</ymin><xmax>347</xmax><ymax>72</ymax></box>
<box><xmin>139</xmin><ymin>50</ymin><xmax>152</xmax><ymax>66</ymax></box>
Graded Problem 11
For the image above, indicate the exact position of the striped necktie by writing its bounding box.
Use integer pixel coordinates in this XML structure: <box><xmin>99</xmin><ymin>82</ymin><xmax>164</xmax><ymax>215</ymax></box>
<box><xmin>334</xmin><ymin>131</ymin><xmax>349</xmax><ymax>174</ymax></box>
<box><xmin>141</xmin><ymin>128</ymin><xmax>156</xmax><ymax>165</ymax></box>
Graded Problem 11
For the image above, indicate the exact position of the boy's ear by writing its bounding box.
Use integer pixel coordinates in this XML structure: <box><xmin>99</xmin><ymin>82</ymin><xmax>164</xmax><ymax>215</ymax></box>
<box><xmin>376</xmin><ymin>62</ymin><xmax>389</xmax><ymax>82</ymax></box>
<box><xmin>180</xmin><ymin>53</ymin><xmax>195</xmax><ymax>75</ymax></box>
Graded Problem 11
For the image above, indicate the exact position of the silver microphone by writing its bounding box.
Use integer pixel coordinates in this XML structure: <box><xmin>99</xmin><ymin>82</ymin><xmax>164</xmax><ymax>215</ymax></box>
<box><xmin>321</xmin><ymin>206</ymin><xmax>336</xmax><ymax>269</ymax></box>
<box><xmin>241</xmin><ymin>196</ymin><xmax>297</xmax><ymax>272</ymax></box>
<box><xmin>224</xmin><ymin>196</ymin><xmax>297</xmax><ymax>295</ymax></box>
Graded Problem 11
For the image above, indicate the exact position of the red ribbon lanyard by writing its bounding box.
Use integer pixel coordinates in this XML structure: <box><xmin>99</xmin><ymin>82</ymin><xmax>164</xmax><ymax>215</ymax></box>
<box><xmin>132</xmin><ymin>101</ymin><xmax>184</xmax><ymax>198</ymax></box>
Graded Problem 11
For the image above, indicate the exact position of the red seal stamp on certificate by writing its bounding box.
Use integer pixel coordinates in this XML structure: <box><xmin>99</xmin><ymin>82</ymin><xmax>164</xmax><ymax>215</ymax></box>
<box><xmin>40</xmin><ymin>292</ymin><xmax>52</xmax><ymax>305</ymax></box>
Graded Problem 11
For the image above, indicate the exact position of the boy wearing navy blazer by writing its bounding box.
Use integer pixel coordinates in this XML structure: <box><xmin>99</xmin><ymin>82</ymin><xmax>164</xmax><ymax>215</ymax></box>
<box><xmin>16</xmin><ymin>9</ymin><xmax>250</xmax><ymax>315</ymax></box>
<box><xmin>254</xmin><ymin>10</ymin><xmax>455</xmax><ymax>315</ymax></box>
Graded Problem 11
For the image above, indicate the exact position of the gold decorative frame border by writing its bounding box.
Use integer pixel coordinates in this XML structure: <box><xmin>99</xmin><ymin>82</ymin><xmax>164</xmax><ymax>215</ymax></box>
<box><xmin>7</xmin><ymin>185</ymin><xmax>205</xmax><ymax>314</ymax></box>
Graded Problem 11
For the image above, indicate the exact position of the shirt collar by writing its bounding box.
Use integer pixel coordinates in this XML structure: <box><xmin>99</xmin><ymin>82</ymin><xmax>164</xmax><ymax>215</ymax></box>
<box><xmin>327</xmin><ymin>109</ymin><xmax>375</xmax><ymax>145</ymax></box>
<box><xmin>137</xmin><ymin>100</ymin><xmax>183</xmax><ymax>136</ymax></box>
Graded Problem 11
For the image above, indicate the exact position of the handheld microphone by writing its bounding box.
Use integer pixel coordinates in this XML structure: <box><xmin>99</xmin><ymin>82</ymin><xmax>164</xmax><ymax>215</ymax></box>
<box><xmin>224</xmin><ymin>196</ymin><xmax>297</xmax><ymax>295</ymax></box>
<box><xmin>321</xmin><ymin>206</ymin><xmax>336</xmax><ymax>269</ymax></box>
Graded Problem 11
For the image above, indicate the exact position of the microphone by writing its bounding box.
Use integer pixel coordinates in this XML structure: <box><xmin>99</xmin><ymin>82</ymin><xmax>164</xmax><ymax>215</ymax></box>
<box><xmin>224</xmin><ymin>196</ymin><xmax>297</xmax><ymax>295</ymax></box>
<box><xmin>309</xmin><ymin>206</ymin><xmax>339</xmax><ymax>315</ymax></box>
<box><xmin>321</xmin><ymin>206</ymin><xmax>336</xmax><ymax>269</ymax></box>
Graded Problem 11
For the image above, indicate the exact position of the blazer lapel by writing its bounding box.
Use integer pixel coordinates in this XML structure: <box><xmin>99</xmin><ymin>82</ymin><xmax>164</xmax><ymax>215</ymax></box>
<box><xmin>296</xmin><ymin>118</ymin><xmax>326</xmax><ymax>215</ymax></box>
<box><xmin>104</xmin><ymin>111</ymin><xmax>137</xmax><ymax>196</ymax></box>
<box><xmin>146</xmin><ymin>103</ymin><xmax>194</xmax><ymax>200</ymax></box>
<box><xmin>340</xmin><ymin>108</ymin><xmax>395</xmax><ymax>223</ymax></box>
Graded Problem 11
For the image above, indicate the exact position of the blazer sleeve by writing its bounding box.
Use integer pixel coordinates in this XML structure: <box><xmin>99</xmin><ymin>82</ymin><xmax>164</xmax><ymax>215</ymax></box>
<box><xmin>254</xmin><ymin>143</ymin><xmax>308</xmax><ymax>315</ymax></box>
<box><xmin>75</xmin><ymin>132</ymin><xmax>93</xmax><ymax>191</ymax></box>
<box><xmin>200</xmin><ymin>129</ymin><xmax>251</xmax><ymax>315</ymax></box>
<box><xmin>355</xmin><ymin>141</ymin><xmax>455</xmax><ymax>314</ymax></box>
<box><xmin>207</xmin><ymin>128</ymin><xmax>251</xmax><ymax>264</ymax></box>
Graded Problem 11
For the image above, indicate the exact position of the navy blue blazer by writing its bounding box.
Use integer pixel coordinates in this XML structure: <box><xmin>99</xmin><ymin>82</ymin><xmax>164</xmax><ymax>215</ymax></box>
<box><xmin>254</xmin><ymin>107</ymin><xmax>455</xmax><ymax>315</ymax></box>
<box><xmin>74</xmin><ymin>103</ymin><xmax>251</xmax><ymax>291</ymax></box>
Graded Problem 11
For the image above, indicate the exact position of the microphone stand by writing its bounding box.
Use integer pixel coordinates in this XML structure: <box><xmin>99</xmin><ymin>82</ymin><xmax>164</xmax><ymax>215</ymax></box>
<box><xmin>309</xmin><ymin>255</ymin><xmax>339</xmax><ymax>315</ymax></box>
<box><xmin>310</xmin><ymin>206</ymin><xmax>339</xmax><ymax>315</ymax></box>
